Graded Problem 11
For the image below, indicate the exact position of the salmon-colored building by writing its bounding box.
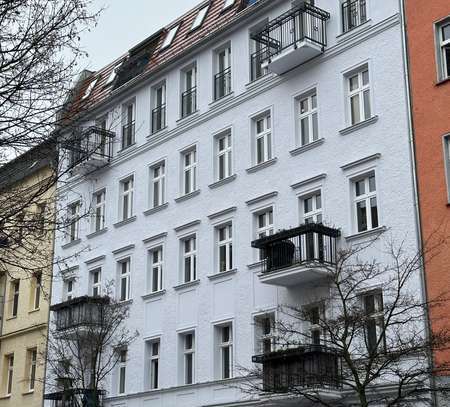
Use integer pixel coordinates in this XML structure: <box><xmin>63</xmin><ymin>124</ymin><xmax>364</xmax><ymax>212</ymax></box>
<box><xmin>405</xmin><ymin>0</ymin><xmax>450</xmax><ymax>392</ymax></box>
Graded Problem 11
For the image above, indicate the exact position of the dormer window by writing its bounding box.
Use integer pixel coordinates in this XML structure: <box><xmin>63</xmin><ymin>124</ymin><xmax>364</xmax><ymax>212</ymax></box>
<box><xmin>161</xmin><ymin>25</ymin><xmax>180</xmax><ymax>50</ymax></box>
<box><xmin>105</xmin><ymin>63</ymin><xmax>122</xmax><ymax>86</ymax></box>
<box><xmin>223</xmin><ymin>0</ymin><xmax>235</xmax><ymax>10</ymax></box>
<box><xmin>191</xmin><ymin>5</ymin><xmax>209</xmax><ymax>31</ymax></box>
<box><xmin>82</xmin><ymin>77</ymin><xmax>98</xmax><ymax>100</ymax></box>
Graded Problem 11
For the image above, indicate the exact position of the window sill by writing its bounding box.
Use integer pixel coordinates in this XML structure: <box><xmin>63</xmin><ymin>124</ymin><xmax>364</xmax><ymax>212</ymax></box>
<box><xmin>0</xmin><ymin>395</ymin><xmax>11</xmax><ymax>400</ymax></box>
<box><xmin>289</xmin><ymin>138</ymin><xmax>324</xmax><ymax>156</ymax></box>
<box><xmin>436</xmin><ymin>77</ymin><xmax>450</xmax><ymax>86</ymax></box>
<box><xmin>118</xmin><ymin>299</ymin><xmax>133</xmax><ymax>306</ymax></box>
<box><xmin>141</xmin><ymin>290</ymin><xmax>166</xmax><ymax>301</ymax></box>
<box><xmin>207</xmin><ymin>268</ymin><xmax>237</xmax><ymax>281</ymax></box>
<box><xmin>247</xmin><ymin>261</ymin><xmax>264</xmax><ymax>271</ymax></box>
<box><xmin>22</xmin><ymin>390</ymin><xmax>35</xmax><ymax>396</ymax></box>
<box><xmin>113</xmin><ymin>216</ymin><xmax>137</xmax><ymax>229</ymax></box>
<box><xmin>175</xmin><ymin>190</ymin><xmax>201</xmax><ymax>203</ymax></box>
<box><xmin>336</xmin><ymin>19</ymin><xmax>372</xmax><ymax>42</ymax></box>
<box><xmin>209</xmin><ymin>92</ymin><xmax>234</xmax><ymax>107</ymax></box>
<box><xmin>173</xmin><ymin>279</ymin><xmax>200</xmax><ymax>291</ymax></box>
<box><xmin>6</xmin><ymin>315</ymin><xmax>17</xmax><ymax>321</ymax></box>
<box><xmin>61</xmin><ymin>239</ymin><xmax>81</xmax><ymax>250</ymax></box>
<box><xmin>143</xmin><ymin>203</ymin><xmax>169</xmax><ymax>216</ymax></box>
<box><xmin>246</xmin><ymin>158</ymin><xmax>278</xmax><ymax>174</ymax></box>
<box><xmin>245</xmin><ymin>73</ymin><xmax>275</xmax><ymax>89</ymax></box>
<box><xmin>86</xmin><ymin>228</ymin><xmax>108</xmax><ymax>240</ymax></box>
<box><xmin>208</xmin><ymin>174</ymin><xmax>237</xmax><ymax>189</ymax></box>
<box><xmin>28</xmin><ymin>308</ymin><xmax>40</xmax><ymax>314</ymax></box>
<box><xmin>117</xmin><ymin>143</ymin><xmax>137</xmax><ymax>154</ymax></box>
<box><xmin>151</xmin><ymin>126</ymin><xmax>169</xmax><ymax>137</ymax></box>
<box><xmin>345</xmin><ymin>226</ymin><xmax>387</xmax><ymax>242</ymax></box>
<box><xmin>339</xmin><ymin>115</ymin><xmax>379</xmax><ymax>136</ymax></box>
<box><xmin>177</xmin><ymin>111</ymin><xmax>200</xmax><ymax>124</ymax></box>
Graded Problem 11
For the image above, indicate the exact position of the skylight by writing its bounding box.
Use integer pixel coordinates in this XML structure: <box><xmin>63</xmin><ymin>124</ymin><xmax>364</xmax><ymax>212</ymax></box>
<box><xmin>223</xmin><ymin>0</ymin><xmax>235</xmax><ymax>9</ymax></box>
<box><xmin>161</xmin><ymin>25</ymin><xmax>180</xmax><ymax>49</ymax></box>
<box><xmin>81</xmin><ymin>77</ymin><xmax>98</xmax><ymax>100</ymax></box>
<box><xmin>191</xmin><ymin>5</ymin><xmax>209</xmax><ymax>31</ymax></box>
<box><xmin>105</xmin><ymin>63</ymin><xmax>122</xmax><ymax>85</ymax></box>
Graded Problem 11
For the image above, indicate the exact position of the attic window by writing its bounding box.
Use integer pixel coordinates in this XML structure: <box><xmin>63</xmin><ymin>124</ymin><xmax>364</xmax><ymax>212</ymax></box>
<box><xmin>82</xmin><ymin>77</ymin><xmax>98</xmax><ymax>100</ymax></box>
<box><xmin>161</xmin><ymin>25</ymin><xmax>180</xmax><ymax>50</ymax></box>
<box><xmin>105</xmin><ymin>63</ymin><xmax>122</xmax><ymax>85</ymax></box>
<box><xmin>223</xmin><ymin>0</ymin><xmax>235</xmax><ymax>9</ymax></box>
<box><xmin>191</xmin><ymin>5</ymin><xmax>209</xmax><ymax>31</ymax></box>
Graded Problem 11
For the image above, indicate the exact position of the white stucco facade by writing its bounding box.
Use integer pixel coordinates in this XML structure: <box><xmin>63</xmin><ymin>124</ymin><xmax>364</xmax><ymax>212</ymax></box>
<box><xmin>49</xmin><ymin>1</ymin><xmax>425</xmax><ymax>406</ymax></box>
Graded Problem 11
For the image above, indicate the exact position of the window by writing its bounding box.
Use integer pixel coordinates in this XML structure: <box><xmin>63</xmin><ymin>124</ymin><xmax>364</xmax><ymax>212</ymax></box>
<box><xmin>342</xmin><ymin>0</ymin><xmax>367</xmax><ymax>33</ymax></box>
<box><xmin>122</xmin><ymin>102</ymin><xmax>135</xmax><ymax>149</ymax></box>
<box><xmin>120</xmin><ymin>177</ymin><xmax>134</xmax><ymax>221</ymax></box>
<box><xmin>353</xmin><ymin>174</ymin><xmax>378</xmax><ymax>233</ymax></box>
<box><xmin>182</xmin><ymin>236</ymin><xmax>197</xmax><ymax>283</ymax></box>
<box><xmin>223</xmin><ymin>0</ymin><xmax>235</xmax><ymax>9</ymax></box>
<box><xmin>35</xmin><ymin>203</ymin><xmax>46</xmax><ymax>235</ymax></box>
<box><xmin>181</xmin><ymin>66</ymin><xmax>197</xmax><ymax>118</ymax></box>
<box><xmin>161</xmin><ymin>25</ymin><xmax>180</xmax><ymax>50</ymax></box>
<box><xmin>347</xmin><ymin>68</ymin><xmax>371</xmax><ymax>125</ymax></box>
<box><xmin>64</xmin><ymin>279</ymin><xmax>74</xmax><ymax>301</ymax></box>
<box><xmin>306</xmin><ymin>305</ymin><xmax>323</xmax><ymax>345</ymax></box>
<box><xmin>297</xmin><ymin>93</ymin><xmax>318</xmax><ymax>146</ymax></box>
<box><xmin>149</xmin><ymin>247</ymin><xmax>163</xmax><ymax>293</ymax></box>
<box><xmin>254</xmin><ymin>113</ymin><xmax>272</xmax><ymax>165</ymax></box>
<box><xmin>214</xmin><ymin>46</ymin><xmax>232</xmax><ymax>100</ymax></box>
<box><xmin>33</xmin><ymin>273</ymin><xmax>42</xmax><ymax>310</ymax></box>
<box><xmin>255</xmin><ymin>209</ymin><xmax>274</xmax><ymax>260</ymax></box>
<box><xmin>118</xmin><ymin>349</ymin><xmax>127</xmax><ymax>394</ymax></box>
<box><xmin>443</xmin><ymin>135</ymin><xmax>450</xmax><ymax>201</ymax></box>
<box><xmin>438</xmin><ymin>21</ymin><xmax>450</xmax><ymax>80</ymax></box>
<box><xmin>254</xmin><ymin>314</ymin><xmax>275</xmax><ymax>354</ymax></box>
<box><xmin>150</xmin><ymin>162</ymin><xmax>166</xmax><ymax>208</ymax></box>
<box><xmin>105</xmin><ymin>63</ymin><xmax>121</xmax><ymax>86</ymax></box>
<box><xmin>6</xmin><ymin>354</ymin><xmax>14</xmax><ymax>395</ymax></box>
<box><xmin>11</xmin><ymin>280</ymin><xmax>19</xmax><ymax>317</ymax></box>
<box><xmin>90</xmin><ymin>268</ymin><xmax>102</xmax><ymax>297</ymax></box>
<box><xmin>28</xmin><ymin>348</ymin><xmax>37</xmax><ymax>391</ymax></box>
<box><xmin>93</xmin><ymin>190</ymin><xmax>106</xmax><ymax>232</ymax></box>
<box><xmin>363</xmin><ymin>291</ymin><xmax>385</xmax><ymax>353</ymax></box>
<box><xmin>217</xmin><ymin>224</ymin><xmax>233</xmax><ymax>273</ymax></box>
<box><xmin>67</xmin><ymin>201</ymin><xmax>80</xmax><ymax>242</ymax></box>
<box><xmin>217</xmin><ymin>325</ymin><xmax>233</xmax><ymax>379</ymax></box>
<box><xmin>152</xmin><ymin>83</ymin><xmax>166</xmax><ymax>133</ymax></box>
<box><xmin>191</xmin><ymin>5</ymin><xmax>209</xmax><ymax>30</ymax></box>
<box><xmin>182</xmin><ymin>148</ymin><xmax>197</xmax><ymax>195</ymax></box>
<box><xmin>118</xmin><ymin>259</ymin><xmax>131</xmax><ymax>302</ymax></box>
<box><xmin>302</xmin><ymin>192</ymin><xmax>322</xmax><ymax>224</ymax></box>
<box><xmin>216</xmin><ymin>131</ymin><xmax>232</xmax><ymax>181</ymax></box>
<box><xmin>147</xmin><ymin>340</ymin><xmax>160</xmax><ymax>390</ymax></box>
<box><xmin>82</xmin><ymin>77</ymin><xmax>98</xmax><ymax>100</ymax></box>
<box><xmin>182</xmin><ymin>333</ymin><xmax>195</xmax><ymax>384</ymax></box>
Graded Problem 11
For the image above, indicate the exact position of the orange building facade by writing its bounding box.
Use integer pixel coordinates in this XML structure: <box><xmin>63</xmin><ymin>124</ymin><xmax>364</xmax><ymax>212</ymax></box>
<box><xmin>405</xmin><ymin>0</ymin><xmax>450</xmax><ymax>390</ymax></box>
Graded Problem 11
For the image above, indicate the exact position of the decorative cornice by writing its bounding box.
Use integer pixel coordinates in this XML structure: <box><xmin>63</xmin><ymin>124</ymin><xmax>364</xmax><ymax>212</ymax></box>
<box><xmin>174</xmin><ymin>220</ymin><xmax>201</xmax><ymax>233</ymax></box>
<box><xmin>142</xmin><ymin>232</ymin><xmax>168</xmax><ymax>245</ymax></box>
<box><xmin>290</xmin><ymin>174</ymin><xmax>327</xmax><ymax>190</ymax></box>
<box><xmin>341</xmin><ymin>153</ymin><xmax>381</xmax><ymax>171</ymax></box>
<box><xmin>245</xmin><ymin>191</ymin><xmax>278</xmax><ymax>206</ymax></box>
<box><xmin>112</xmin><ymin>244</ymin><xmax>135</xmax><ymax>255</ymax></box>
<box><xmin>207</xmin><ymin>206</ymin><xmax>237</xmax><ymax>220</ymax></box>
<box><xmin>84</xmin><ymin>255</ymin><xmax>106</xmax><ymax>265</ymax></box>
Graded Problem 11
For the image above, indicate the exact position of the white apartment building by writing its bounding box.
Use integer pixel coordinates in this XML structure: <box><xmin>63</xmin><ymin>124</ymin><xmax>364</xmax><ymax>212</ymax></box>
<box><xmin>46</xmin><ymin>0</ymin><xmax>425</xmax><ymax>406</ymax></box>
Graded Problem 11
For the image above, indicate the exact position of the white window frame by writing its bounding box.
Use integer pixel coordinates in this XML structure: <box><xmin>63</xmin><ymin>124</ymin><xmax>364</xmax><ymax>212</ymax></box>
<box><xmin>11</xmin><ymin>280</ymin><xmax>19</xmax><ymax>317</ymax></box>
<box><xmin>302</xmin><ymin>191</ymin><xmax>323</xmax><ymax>224</ymax></box>
<box><xmin>362</xmin><ymin>290</ymin><xmax>385</xmax><ymax>353</ymax></box>
<box><xmin>437</xmin><ymin>20</ymin><xmax>450</xmax><ymax>80</ymax></box>
<box><xmin>28</xmin><ymin>348</ymin><xmax>37</xmax><ymax>391</ymax></box>
<box><xmin>217</xmin><ymin>324</ymin><xmax>233</xmax><ymax>379</ymax></box>
<box><xmin>347</xmin><ymin>67</ymin><xmax>371</xmax><ymax>126</ymax></box>
<box><xmin>6</xmin><ymin>354</ymin><xmax>14</xmax><ymax>395</ymax></box>
<box><xmin>255</xmin><ymin>208</ymin><xmax>274</xmax><ymax>261</ymax></box>
<box><xmin>120</xmin><ymin>177</ymin><xmax>134</xmax><ymax>221</ymax></box>
<box><xmin>64</xmin><ymin>279</ymin><xmax>74</xmax><ymax>301</ymax></box>
<box><xmin>182</xmin><ymin>332</ymin><xmax>195</xmax><ymax>384</ymax></box>
<box><xmin>122</xmin><ymin>101</ymin><xmax>135</xmax><ymax>149</ymax></box>
<box><xmin>93</xmin><ymin>189</ymin><xmax>106</xmax><ymax>232</ymax></box>
<box><xmin>118</xmin><ymin>258</ymin><xmax>131</xmax><ymax>302</ymax></box>
<box><xmin>182</xmin><ymin>236</ymin><xmax>197</xmax><ymax>283</ymax></box>
<box><xmin>149</xmin><ymin>247</ymin><xmax>164</xmax><ymax>293</ymax></box>
<box><xmin>150</xmin><ymin>161</ymin><xmax>166</xmax><ymax>208</ymax></box>
<box><xmin>117</xmin><ymin>349</ymin><xmax>127</xmax><ymax>395</ymax></box>
<box><xmin>67</xmin><ymin>201</ymin><xmax>80</xmax><ymax>242</ymax></box>
<box><xmin>223</xmin><ymin>0</ymin><xmax>235</xmax><ymax>10</ymax></box>
<box><xmin>305</xmin><ymin>303</ymin><xmax>324</xmax><ymax>345</ymax></box>
<box><xmin>353</xmin><ymin>173</ymin><xmax>379</xmax><ymax>233</ymax></box>
<box><xmin>191</xmin><ymin>5</ymin><xmax>209</xmax><ymax>31</ymax></box>
<box><xmin>182</xmin><ymin>148</ymin><xmax>197</xmax><ymax>195</ymax></box>
<box><xmin>90</xmin><ymin>268</ymin><xmax>102</xmax><ymax>297</ymax></box>
<box><xmin>147</xmin><ymin>339</ymin><xmax>160</xmax><ymax>390</ymax></box>
<box><xmin>217</xmin><ymin>223</ymin><xmax>233</xmax><ymax>273</ymax></box>
<box><xmin>254</xmin><ymin>313</ymin><xmax>275</xmax><ymax>354</ymax></box>
<box><xmin>161</xmin><ymin>25</ymin><xmax>180</xmax><ymax>49</ymax></box>
<box><xmin>253</xmin><ymin>113</ymin><xmax>272</xmax><ymax>165</ymax></box>
<box><xmin>297</xmin><ymin>92</ymin><xmax>319</xmax><ymax>146</ymax></box>
<box><xmin>216</xmin><ymin>131</ymin><xmax>233</xmax><ymax>181</ymax></box>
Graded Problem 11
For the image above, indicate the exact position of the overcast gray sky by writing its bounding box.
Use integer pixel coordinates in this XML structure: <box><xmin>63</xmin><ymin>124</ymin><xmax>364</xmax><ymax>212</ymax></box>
<box><xmin>80</xmin><ymin>0</ymin><xmax>202</xmax><ymax>70</ymax></box>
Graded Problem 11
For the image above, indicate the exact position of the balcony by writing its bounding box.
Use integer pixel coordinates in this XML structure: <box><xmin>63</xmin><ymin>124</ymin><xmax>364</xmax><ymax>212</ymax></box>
<box><xmin>51</xmin><ymin>296</ymin><xmax>110</xmax><ymax>332</ymax></box>
<box><xmin>342</xmin><ymin>0</ymin><xmax>367</xmax><ymax>33</ymax></box>
<box><xmin>181</xmin><ymin>87</ymin><xmax>197</xmax><ymax>118</ymax></box>
<box><xmin>152</xmin><ymin>104</ymin><xmax>166</xmax><ymax>133</ymax></box>
<box><xmin>253</xmin><ymin>345</ymin><xmax>343</xmax><ymax>394</ymax></box>
<box><xmin>66</xmin><ymin>126</ymin><xmax>115</xmax><ymax>175</ymax></box>
<box><xmin>251</xmin><ymin>48</ymin><xmax>270</xmax><ymax>82</ymax></box>
<box><xmin>252</xmin><ymin>223</ymin><xmax>340</xmax><ymax>287</ymax></box>
<box><xmin>214</xmin><ymin>67</ymin><xmax>232</xmax><ymax>100</ymax></box>
<box><xmin>44</xmin><ymin>388</ymin><xmax>105</xmax><ymax>407</ymax></box>
<box><xmin>251</xmin><ymin>3</ymin><xmax>330</xmax><ymax>75</ymax></box>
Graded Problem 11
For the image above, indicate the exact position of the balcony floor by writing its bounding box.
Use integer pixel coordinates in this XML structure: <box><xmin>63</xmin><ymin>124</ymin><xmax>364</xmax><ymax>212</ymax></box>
<box><xmin>260</xmin><ymin>389</ymin><xmax>343</xmax><ymax>406</ymax></box>
<box><xmin>258</xmin><ymin>262</ymin><xmax>331</xmax><ymax>287</ymax></box>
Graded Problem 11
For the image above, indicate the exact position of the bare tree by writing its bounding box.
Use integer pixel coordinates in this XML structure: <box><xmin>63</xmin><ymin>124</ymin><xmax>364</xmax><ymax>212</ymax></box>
<box><xmin>239</xmin><ymin>229</ymin><xmax>450</xmax><ymax>407</ymax></box>
<box><xmin>43</xmin><ymin>284</ymin><xmax>138</xmax><ymax>407</ymax></box>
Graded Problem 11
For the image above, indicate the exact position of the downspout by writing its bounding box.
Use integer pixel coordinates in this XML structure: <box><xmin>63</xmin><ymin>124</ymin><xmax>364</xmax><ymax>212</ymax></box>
<box><xmin>398</xmin><ymin>0</ymin><xmax>438</xmax><ymax>405</ymax></box>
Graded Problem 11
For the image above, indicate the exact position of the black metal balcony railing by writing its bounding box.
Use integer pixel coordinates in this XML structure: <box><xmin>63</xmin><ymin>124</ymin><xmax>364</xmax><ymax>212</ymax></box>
<box><xmin>152</xmin><ymin>104</ymin><xmax>166</xmax><ymax>133</ymax></box>
<box><xmin>251</xmin><ymin>48</ymin><xmax>270</xmax><ymax>82</ymax></box>
<box><xmin>66</xmin><ymin>127</ymin><xmax>115</xmax><ymax>169</ymax></box>
<box><xmin>214</xmin><ymin>67</ymin><xmax>232</xmax><ymax>100</ymax></box>
<box><xmin>253</xmin><ymin>345</ymin><xmax>343</xmax><ymax>393</ymax></box>
<box><xmin>51</xmin><ymin>296</ymin><xmax>110</xmax><ymax>332</ymax></box>
<box><xmin>251</xmin><ymin>3</ymin><xmax>330</xmax><ymax>62</ymax></box>
<box><xmin>121</xmin><ymin>121</ymin><xmax>135</xmax><ymax>149</ymax></box>
<box><xmin>181</xmin><ymin>87</ymin><xmax>197</xmax><ymax>118</ymax></box>
<box><xmin>252</xmin><ymin>223</ymin><xmax>340</xmax><ymax>275</ymax></box>
<box><xmin>342</xmin><ymin>0</ymin><xmax>367</xmax><ymax>33</ymax></box>
<box><xmin>44</xmin><ymin>388</ymin><xmax>105</xmax><ymax>407</ymax></box>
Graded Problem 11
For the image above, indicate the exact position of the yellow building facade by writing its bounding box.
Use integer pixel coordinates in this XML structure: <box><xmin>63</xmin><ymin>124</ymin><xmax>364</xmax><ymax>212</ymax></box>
<box><xmin>0</xmin><ymin>142</ymin><xmax>56</xmax><ymax>407</ymax></box>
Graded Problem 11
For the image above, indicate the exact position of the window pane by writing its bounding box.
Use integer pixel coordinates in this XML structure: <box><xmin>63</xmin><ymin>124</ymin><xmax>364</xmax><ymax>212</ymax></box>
<box><xmin>219</xmin><ymin>246</ymin><xmax>227</xmax><ymax>272</ymax></box>
<box><xmin>357</xmin><ymin>201</ymin><xmax>367</xmax><ymax>232</ymax></box>
<box><xmin>311</xmin><ymin>94</ymin><xmax>317</xmax><ymax>109</ymax></box>
<box><xmin>186</xmin><ymin>353</ymin><xmax>193</xmax><ymax>384</ymax></box>
<box><xmin>351</xmin><ymin>94</ymin><xmax>361</xmax><ymax>124</ymax></box>
<box><xmin>443</xmin><ymin>24</ymin><xmax>450</xmax><ymax>41</ymax></box>
<box><xmin>369</xmin><ymin>175</ymin><xmax>376</xmax><ymax>192</ymax></box>
<box><xmin>300</xmin><ymin>99</ymin><xmax>308</xmax><ymax>114</ymax></box>
<box><xmin>349</xmin><ymin>75</ymin><xmax>359</xmax><ymax>91</ymax></box>
<box><xmin>445</xmin><ymin>46</ymin><xmax>450</xmax><ymax>77</ymax></box>
<box><xmin>222</xmin><ymin>347</ymin><xmax>230</xmax><ymax>378</ymax></box>
<box><xmin>256</xmin><ymin>137</ymin><xmax>264</xmax><ymax>163</ymax></box>
<box><xmin>301</xmin><ymin>117</ymin><xmax>309</xmax><ymax>145</ymax></box>
<box><xmin>218</xmin><ymin>154</ymin><xmax>225</xmax><ymax>180</ymax></box>
<box><xmin>363</xmin><ymin>89</ymin><xmax>371</xmax><ymax>120</ymax></box>
<box><xmin>355</xmin><ymin>179</ymin><xmax>365</xmax><ymax>196</ymax></box>
<box><xmin>312</xmin><ymin>112</ymin><xmax>318</xmax><ymax>141</ymax></box>
<box><xmin>362</xmin><ymin>70</ymin><xmax>369</xmax><ymax>86</ymax></box>
<box><xmin>370</xmin><ymin>197</ymin><xmax>379</xmax><ymax>228</ymax></box>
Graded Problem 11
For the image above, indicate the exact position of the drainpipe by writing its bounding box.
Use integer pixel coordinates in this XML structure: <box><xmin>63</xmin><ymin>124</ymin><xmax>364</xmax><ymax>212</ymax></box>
<box><xmin>398</xmin><ymin>0</ymin><xmax>438</xmax><ymax>406</ymax></box>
